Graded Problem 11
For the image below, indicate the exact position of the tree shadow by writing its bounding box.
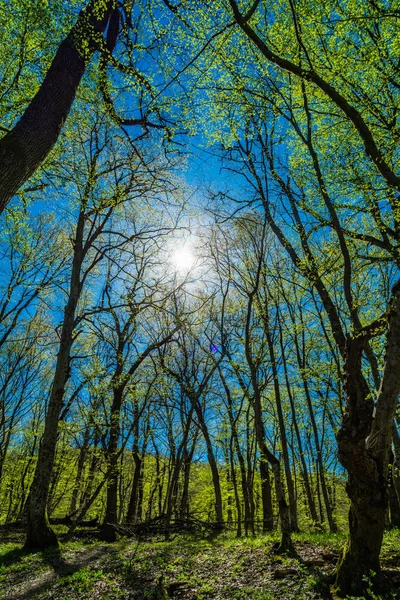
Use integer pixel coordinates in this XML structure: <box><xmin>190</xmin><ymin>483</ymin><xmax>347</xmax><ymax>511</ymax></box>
<box><xmin>1</xmin><ymin>544</ymin><xmax>112</xmax><ymax>600</ymax></box>
<box><xmin>0</xmin><ymin>545</ymin><xmax>32</xmax><ymax>567</ymax></box>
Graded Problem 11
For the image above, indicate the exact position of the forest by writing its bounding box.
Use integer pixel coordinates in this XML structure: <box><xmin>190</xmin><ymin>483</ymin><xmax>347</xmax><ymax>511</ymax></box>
<box><xmin>1</xmin><ymin>1</ymin><xmax>400</xmax><ymax>599</ymax></box>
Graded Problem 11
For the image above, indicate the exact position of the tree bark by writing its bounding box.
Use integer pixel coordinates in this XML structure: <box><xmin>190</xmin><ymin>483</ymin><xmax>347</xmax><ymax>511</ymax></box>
<box><xmin>100</xmin><ymin>387</ymin><xmax>123</xmax><ymax>542</ymax></box>
<box><xmin>194</xmin><ymin>401</ymin><xmax>224</xmax><ymax>528</ymax></box>
<box><xmin>259</xmin><ymin>457</ymin><xmax>273</xmax><ymax>532</ymax></box>
<box><xmin>389</xmin><ymin>423</ymin><xmax>400</xmax><ymax>527</ymax></box>
<box><xmin>335</xmin><ymin>284</ymin><xmax>400</xmax><ymax>595</ymax></box>
<box><xmin>69</xmin><ymin>428</ymin><xmax>91</xmax><ymax>516</ymax></box>
<box><xmin>24</xmin><ymin>210</ymin><xmax>85</xmax><ymax>550</ymax></box>
<box><xmin>0</xmin><ymin>0</ymin><xmax>115</xmax><ymax>212</ymax></box>
<box><xmin>229</xmin><ymin>437</ymin><xmax>242</xmax><ymax>537</ymax></box>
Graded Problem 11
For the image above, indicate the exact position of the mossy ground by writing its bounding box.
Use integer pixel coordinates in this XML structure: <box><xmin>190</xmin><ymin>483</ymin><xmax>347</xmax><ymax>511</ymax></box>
<box><xmin>0</xmin><ymin>528</ymin><xmax>399</xmax><ymax>600</ymax></box>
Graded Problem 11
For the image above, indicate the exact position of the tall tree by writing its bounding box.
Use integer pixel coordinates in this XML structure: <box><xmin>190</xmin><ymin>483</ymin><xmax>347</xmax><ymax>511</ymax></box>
<box><xmin>24</xmin><ymin>115</ymin><xmax>177</xmax><ymax>549</ymax></box>
<box><xmin>0</xmin><ymin>0</ymin><xmax>117</xmax><ymax>212</ymax></box>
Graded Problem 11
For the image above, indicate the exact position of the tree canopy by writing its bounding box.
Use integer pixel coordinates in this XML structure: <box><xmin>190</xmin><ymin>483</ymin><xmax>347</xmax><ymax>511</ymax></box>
<box><xmin>1</xmin><ymin>1</ymin><xmax>400</xmax><ymax>597</ymax></box>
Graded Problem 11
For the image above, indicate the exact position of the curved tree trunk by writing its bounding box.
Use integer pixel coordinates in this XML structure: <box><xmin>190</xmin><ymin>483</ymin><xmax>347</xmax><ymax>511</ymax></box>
<box><xmin>335</xmin><ymin>286</ymin><xmax>400</xmax><ymax>595</ymax></box>
<box><xmin>0</xmin><ymin>0</ymin><xmax>115</xmax><ymax>212</ymax></box>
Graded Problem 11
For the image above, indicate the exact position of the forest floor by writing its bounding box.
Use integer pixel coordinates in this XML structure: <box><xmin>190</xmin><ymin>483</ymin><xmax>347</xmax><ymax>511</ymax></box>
<box><xmin>0</xmin><ymin>528</ymin><xmax>400</xmax><ymax>600</ymax></box>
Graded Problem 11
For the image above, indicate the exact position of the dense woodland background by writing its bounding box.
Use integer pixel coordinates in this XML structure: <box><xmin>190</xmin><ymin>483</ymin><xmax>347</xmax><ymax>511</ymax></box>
<box><xmin>1</xmin><ymin>0</ymin><xmax>400</xmax><ymax>598</ymax></box>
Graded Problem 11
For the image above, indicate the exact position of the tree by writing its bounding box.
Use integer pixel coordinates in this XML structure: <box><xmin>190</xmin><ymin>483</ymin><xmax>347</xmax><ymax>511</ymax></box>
<box><xmin>95</xmin><ymin>287</ymin><xmax>179</xmax><ymax>542</ymax></box>
<box><xmin>159</xmin><ymin>0</ymin><xmax>400</xmax><ymax>587</ymax></box>
<box><xmin>0</xmin><ymin>0</ymin><xmax>117</xmax><ymax>213</ymax></box>
<box><xmin>160</xmin><ymin>316</ymin><xmax>226</xmax><ymax>529</ymax></box>
<box><xmin>216</xmin><ymin>114</ymin><xmax>400</xmax><ymax>592</ymax></box>
<box><xmin>24</xmin><ymin>113</ymin><xmax>178</xmax><ymax>549</ymax></box>
<box><xmin>215</xmin><ymin>215</ymin><xmax>295</xmax><ymax>550</ymax></box>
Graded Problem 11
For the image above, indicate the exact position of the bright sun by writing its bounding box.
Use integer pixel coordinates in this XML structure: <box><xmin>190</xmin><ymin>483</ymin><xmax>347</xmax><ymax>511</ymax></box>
<box><xmin>171</xmin><ymin>246</ymin><xmax>196</xmax><ymax>273</ymax></box>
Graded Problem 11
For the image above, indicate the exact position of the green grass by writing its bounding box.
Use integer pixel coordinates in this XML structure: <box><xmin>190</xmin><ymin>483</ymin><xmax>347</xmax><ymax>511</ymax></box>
<box><xmin>0</xmin><ymin>530</ymin><xmax>399</xmax><ymax>600</ymax></box>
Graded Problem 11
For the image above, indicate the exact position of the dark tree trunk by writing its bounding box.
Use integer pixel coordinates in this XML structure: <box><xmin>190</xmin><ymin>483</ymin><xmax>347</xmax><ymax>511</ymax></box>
<box><xmin>259</xmin><ymin>458</ymin><xmax>273</xmax><ymax>532</ymax></box>
<box><xmin>229</xmin><ymin>437</ymin><xmax>242</xmax><ymax>537</ymax></box>
<box><xmin>388</xmin><ymin>461</ymin><xmax>400</xmax><ymax>528</ymax></box>
<box><xmin>164</xmin><ymin>405</ymin><xmax>195</xmax><ymax>536</ymax></box>
<box><xmin>69</xmin><ymin>428</ymin><xmax>90</xmax><ymax>516</ymax></box>
<box><xmin>302</xmin><ymin>374</ymin><xmax>337</xmax><ymax>532</ymax></box>
<box><xmin>24</xmin><ymin>211</ymin><xmax>85</xmax><ymax>550</ymax></box>
<box><xmin>179</xmin><ymin>442</ymin><xmax>196</xmax><ymax>519</ymax></box>
<box><xmin>100</xmin><ymin>330</ymin><xmax>177</xmax><ymax>541</ymax></box>
<box><xmin>194</xmin><ymin>402</ymin><xmax>224</xmax><ymax>528</ymax></box>
<box><xmin>335</xmin><ymin>359</ymin><xmax>378</xmax><ymax>595</ymax></box>
<box><xmin>335</xmin><ymin>285</ymin><xmax>400</xmax><ymax>596</ymax></box>
<box><xmin>290</xmin><ymin>311</ymin><xmax>337</xmax><ymax>533</ymax></box>
<box><xmin>315</xmin><ymin>462</ymin><xmax>324</xmax><ymax>524</ymax></box>
<box><xmin>100</xmin><ymin>387</ymin><xmax>123</xmax><ymax>543</ymax></box>
<box><xmin>390</xmin><ymin>423</ymin><xmax>400</xmax><ymax>527</ymax></box>
<box><xmin>0</xmin><ymin>0</ymin><xmax>115</xmax><ymax>212</ymax></box>
<box><xmin>253</xmin><ymin>388</ymin><xmax>293</xmax><ymax>550</ymax></box>
<box><xmin>126</xmin><ymin>414</ymin><xmax>150</xmax><ymax>524</ymax></box>
<box><xmin>125</xmin><ymin>449</ymin><xmax>143</xmax><ymax>524</ymax></box>
<box><xmin>335</xmin><ymin>443</ymin><xmax>385</xmax><ymax>594</ymax></box>
<box><xmin>243</xmin><ymin>272</ymin><xmax>293</xmax><ymax>551</ymax></box>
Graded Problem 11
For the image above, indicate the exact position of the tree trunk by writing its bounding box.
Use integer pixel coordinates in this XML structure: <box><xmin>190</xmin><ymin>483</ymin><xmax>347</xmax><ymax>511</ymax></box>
<box><xmin>164</xmin><ymin>405</ymin><xmax>194</xmax><ymax>536</ymax></box>
<box><xmin>100</xmin><ymin>387</ymin><xmax>123</xmax><ymax>542</ymax></box>
<box><xmin>264</xmin><ymin>321</ymin><xmax>298</xmax><ymax>532</ymax></box>
<box><xmin>390</xmin><ymin>423</ymin><xmax>400</xmax><ymax>527</ymax></box>
<box><xmin>288</xmin><ymin>307</ymin><xmax>337</xmax><ymax>532</ymax></box>
<box><xmin>259</xmin><ymin>457</ymin><xmax>273</xmax><ymax>532</ymax></box>
<box><xmin>229</xmin><ymin>437</ymin><xmax>242</xmax><ymax>537</ymax></box>
<box><xmin>179</xmin><ymin>442</ymin><xmax>196</xmax><ymax>519</ymax></box>
<box><xmin>0</xmin><ymin>0</ymin><xmax>115</xmax><ymax>212</ymax></box>
<box><xmin>253</xmin><ymin>388</ymin><xmax>293</xmax><ymax>550</ymax></box>
<box><xmin>194</xmin><ymin>402</ymin><xmax>224</xmax><ymax>528</ymax></box>
<box><xmin>24</xmin><ymin>211</ymin><xmax>85</xmax><ymax>550</ymax></box>
<box><xmin>334</xmin><ymin>451</ymin><xmax>385</xmax><ymax>594</ymax></box>
<box><xmin>69</xmin><ymin>428</ymin><xmax>90</xmax><ymax>516</ymax></box>
<box><xmin>279</xmin><ymin>318</ymin><xmax>319</xmax><ymax>525</ymax></box>
<box><xmin>219</xmin><ymin>366</ymin><xmax>254</xmax><ymax>534</ymax></box>
<box><xmin>244</xmin><ymin>282</ymin><xmax>293</xmax><ymax>551</ymax></box>
<box><xmin>335</xmin><ymin>285</ymin><xmax>400</xmax><ymax>595</ymax></box>
<box><xmin>125</xmin><ymin>449</ymin><xmax>143</xmax><ymax>524</ymax></box>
